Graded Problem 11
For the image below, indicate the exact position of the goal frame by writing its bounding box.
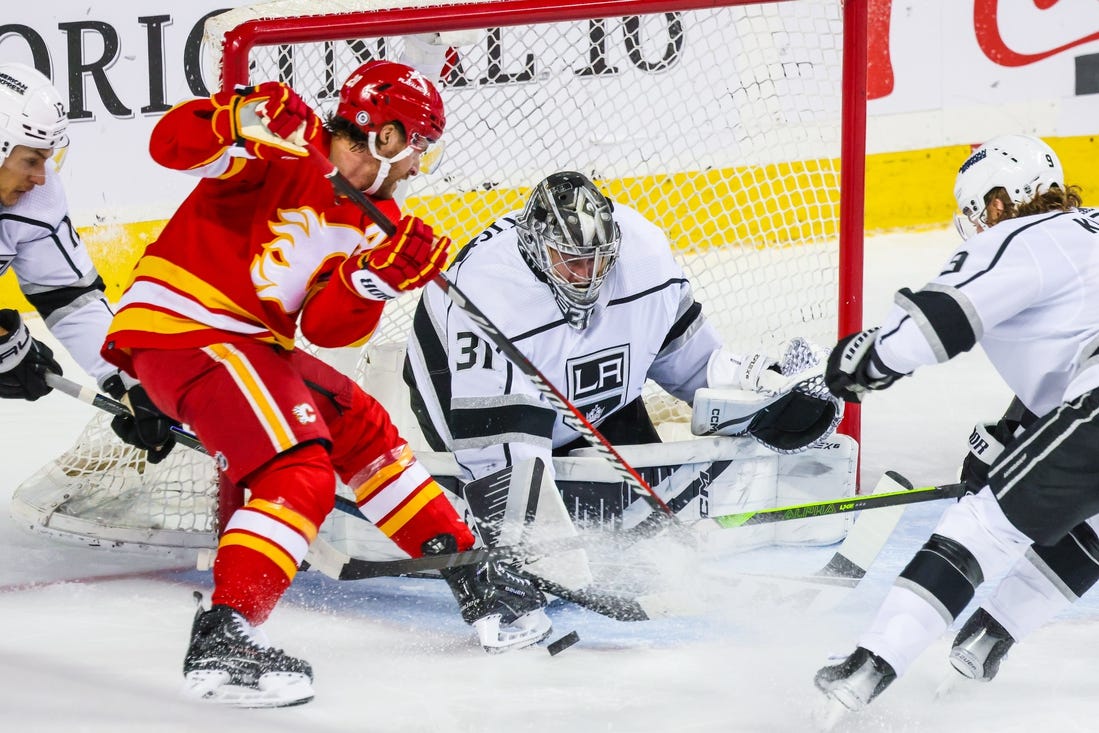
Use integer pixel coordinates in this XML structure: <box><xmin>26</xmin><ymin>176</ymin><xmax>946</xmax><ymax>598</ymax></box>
<box><xmin>217</xmin><ymin>0</ymin><xmax>868</xmax><ymax>445</ymax></box>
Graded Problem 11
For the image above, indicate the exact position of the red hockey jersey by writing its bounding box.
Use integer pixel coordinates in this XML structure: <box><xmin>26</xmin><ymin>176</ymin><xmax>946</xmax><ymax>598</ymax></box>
<box><xmin>103</xmin><ymin>97</ymin><xmax>400</xmax><ymax>377</ymax></box>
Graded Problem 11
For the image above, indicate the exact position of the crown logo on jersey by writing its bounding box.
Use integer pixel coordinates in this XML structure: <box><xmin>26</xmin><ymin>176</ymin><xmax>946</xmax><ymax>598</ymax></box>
<box><xmin>585</xmin><ymin>404</ymin><xmax>604</xmax><ymax>422</ymax></box>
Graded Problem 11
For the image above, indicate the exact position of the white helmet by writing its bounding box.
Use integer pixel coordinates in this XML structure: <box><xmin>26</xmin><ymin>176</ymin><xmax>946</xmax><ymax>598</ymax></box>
<box><xmin>0</xmin><ymin>62</ymin><xmax>69</xmax><ymax>164</ymax></box>
<box><xmin>953</xmin><ymin>134</ymin><xmax>1063</xmax><ymax>239</ymax></box>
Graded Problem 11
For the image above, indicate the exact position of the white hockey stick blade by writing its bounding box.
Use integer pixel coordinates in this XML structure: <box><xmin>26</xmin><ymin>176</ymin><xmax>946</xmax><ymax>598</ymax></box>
<box><xmin>814</xmin><ymin>470</ymin><xmax>915</xmax><ymax>580</ymax></box>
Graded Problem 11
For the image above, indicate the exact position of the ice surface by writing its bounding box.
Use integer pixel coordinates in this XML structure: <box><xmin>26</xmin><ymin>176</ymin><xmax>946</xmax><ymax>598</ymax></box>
<box><xmin>2</xmin><ymin>229</ymin><xmax>1093</xmax><ymax>731</ymax></box>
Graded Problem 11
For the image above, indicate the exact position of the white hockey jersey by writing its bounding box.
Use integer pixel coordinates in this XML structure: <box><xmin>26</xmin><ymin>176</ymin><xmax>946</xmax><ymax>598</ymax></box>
<box><xmin>874</xmin><ymin>207</ymin><xmax>1099</xmax><ymax>417</ymax></box>
<box><xmin>405</xmin><ymin>204</ymin><xmax>724</xmax><ymax>481</ymax></box>
<box><xmin>0</xmin><ymin>166</ymin><xmax>121</xmax><ymax>388</ymax></box>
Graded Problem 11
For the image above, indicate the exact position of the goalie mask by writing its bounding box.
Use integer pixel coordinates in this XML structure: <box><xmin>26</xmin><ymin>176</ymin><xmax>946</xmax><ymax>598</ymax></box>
<box><xmin>0</xmin><ymin>62</ymin><xmax>68</xmax><ymax>164</ymax></box>
<box><xmin>336</xmin><ymin>60</ymin><xmax>446</xmax><ymax>194</ymax></box>
<box><xmin>516</xmin><ymin>171</ymin><xmax>621</xmax><ymax>330</ymax></box>
<box><xmin>953</xmin><ymin>134</ymin><xmax>1063</xmax><ymax>240</ymax></box>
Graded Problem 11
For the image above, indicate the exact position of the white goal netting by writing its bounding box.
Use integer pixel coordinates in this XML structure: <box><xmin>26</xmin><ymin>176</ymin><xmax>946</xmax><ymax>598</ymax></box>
<box><xmin>13</xmin><ymin>0</ymin><xmax>862</xmax><ymax>551</ymax></box>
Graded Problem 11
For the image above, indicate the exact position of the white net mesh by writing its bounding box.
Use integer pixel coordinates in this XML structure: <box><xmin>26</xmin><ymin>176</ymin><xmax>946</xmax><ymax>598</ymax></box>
<box><xmin>14</xmin><ymin>0</ymin><xmax>855</xmax><ymax>549</ymax></box>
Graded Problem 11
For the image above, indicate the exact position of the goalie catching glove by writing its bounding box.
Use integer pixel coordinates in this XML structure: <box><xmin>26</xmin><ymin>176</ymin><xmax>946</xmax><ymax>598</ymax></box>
<box><xmin>342</xmin><ymin>215</ymin><xmax>451</xmax><ymax>300</ymax></box>
<box><xmin>691</xmin><ymin>337</ymin><xmax>843</xmax><ymax>453</ymax></box>
<box><xmin>210</xmin><ymin>81</ymin><xmax>321</xmax><ymax>159</ymax></box>
<box><xmin>0</xmin><ymin>309</ymin><xmax>62</xmax><ymax>401</ymax></box>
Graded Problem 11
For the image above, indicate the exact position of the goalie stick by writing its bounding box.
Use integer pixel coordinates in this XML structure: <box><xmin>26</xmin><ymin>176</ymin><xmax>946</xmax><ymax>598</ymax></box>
<box><xmin>299</xmin><ymin>140</ymin><xmax>672</xmax><ymax>518</ymax></box>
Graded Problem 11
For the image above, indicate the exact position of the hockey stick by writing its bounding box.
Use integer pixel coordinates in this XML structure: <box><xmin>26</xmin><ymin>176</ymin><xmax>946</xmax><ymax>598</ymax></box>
<box><xmin>306</xmin><ymin>471</ymin><xmax>926</xmax><ymax>622</ymax></box>
<box><xmin>708</xmin><ymin>478</ymin><xmax>966</xmax><ymax>529</ymax></box>
<box><xmin>305</xmin><ymin>475</ymin><xmax>966</xmax><ymax>582</ymax></box>
<box><xmin>301</xmin><ymin>141</ymin><xmax>672</xmax><ymax>517</ymax></box>
<box><xmin>44</xmin><ymin>372</ymin><xmax>207</xmax><ymax>454</ymax></box>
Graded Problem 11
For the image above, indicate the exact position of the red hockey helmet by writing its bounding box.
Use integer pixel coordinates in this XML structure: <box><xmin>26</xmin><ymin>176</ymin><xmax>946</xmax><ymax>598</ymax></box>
<box><xmin>336</xmin><ymin>60</ymin><xmax>445</xmax><ymax>152</ymax></box>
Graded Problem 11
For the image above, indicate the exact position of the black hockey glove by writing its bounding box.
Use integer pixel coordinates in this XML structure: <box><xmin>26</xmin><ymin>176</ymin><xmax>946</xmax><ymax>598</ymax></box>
<box><xmin>103</xmin><ymin>374</ymin><xmax>179</xmax><ymax>464</ymax></box>
<box><xmin>959</xmin><ymin>422</ymin><xmax>1008</xmax><ymax>496</ymax></box>
<box><xmin>0</xmin><ymin>308</ymin><xmax>63</xmax><ymax>401</ymax></box>
<box><xmin>825</xmin><ymin>327</ymin><xmax>903</xmax><ymax>403</ymax></box>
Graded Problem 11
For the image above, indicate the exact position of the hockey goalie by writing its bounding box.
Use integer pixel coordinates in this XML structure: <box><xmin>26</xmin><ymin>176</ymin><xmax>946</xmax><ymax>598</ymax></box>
<box><xmin>393</xmin><ymin>171</ymin><xmax>856</xmax><ymax>649</ymax></box>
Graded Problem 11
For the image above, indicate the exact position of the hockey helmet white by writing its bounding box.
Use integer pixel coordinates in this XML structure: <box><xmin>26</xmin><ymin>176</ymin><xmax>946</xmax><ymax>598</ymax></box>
<box><xmin>0</xmin><ymin>62</ymin><xmax>68</xmax><ymax>164</ymax></box>
<box><xmin>953</xmin><ymin>134</ymin><xmax>1063</xmax><ymax>239</ymax></box>
<box><xmin>516</xmin><ymin>171</ymin><xmax>621</xmax><ymax>330</ymax></box>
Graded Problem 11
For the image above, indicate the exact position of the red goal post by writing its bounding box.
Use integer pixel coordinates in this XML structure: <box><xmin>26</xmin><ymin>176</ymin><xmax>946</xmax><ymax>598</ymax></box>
<box><xmin>11</xmin><ymin>0</ymin><xmax>866</xmax><ymax>552</ymax></box>
<box><xmin>210</xmin><ymin>0</ymin><xmax>866</xmax><ymax>433</ymax></box>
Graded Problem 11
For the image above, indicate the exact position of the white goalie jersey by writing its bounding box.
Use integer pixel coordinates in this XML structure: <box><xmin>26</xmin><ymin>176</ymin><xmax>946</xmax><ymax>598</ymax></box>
<box><xmin>0</xmin><ymin>166</ymin><xmax>121</xmax><ymax>389</ymax></box>
<box><xmin>404</xmin><ymin>203</ymin><xmax>723</xmax><ymax>482</ymax></box>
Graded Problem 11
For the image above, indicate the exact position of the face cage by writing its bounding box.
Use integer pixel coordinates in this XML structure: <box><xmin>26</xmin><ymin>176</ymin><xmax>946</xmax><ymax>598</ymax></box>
<box><xmin>953</xmin><ymin>206</ymin><xmax>984</xmax><ymax>240</ymax></box>
<box><xmin>543</xmin><ymin>238</ymin><xmax>620</xmax><ymax>307</ymax></box>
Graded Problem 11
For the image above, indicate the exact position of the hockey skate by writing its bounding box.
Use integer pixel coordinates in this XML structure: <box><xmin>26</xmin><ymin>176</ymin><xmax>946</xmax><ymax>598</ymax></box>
<box><xmin>182</xmin><ymin>600</ymin><xmax>314</xmax><ymax>708</ymax></box>
<box><xmin>426</xmin><ymin>534</ymin><xmax>553</xmax><ymax>653</ymax></box>
<box><xmin>949</xmin><ymin>607</ymin><xmax>1015</xmax><ymax>681</ymax></box>
<box><xmin>814</xmin><ymin>647</ymin><xmax>896</xmax><ymax>712</ymax></box>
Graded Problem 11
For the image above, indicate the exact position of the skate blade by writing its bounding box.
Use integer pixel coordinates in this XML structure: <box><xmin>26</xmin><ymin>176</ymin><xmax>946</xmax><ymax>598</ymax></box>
<box><xmin>474</xmin><ymin>611</ymin><xmax>553</xmax><ymax>654</ymax></box>
<box><xmin>183</xmin><ymin>670</ymin><xmax>314</xmax><ymax>708</ymax></box>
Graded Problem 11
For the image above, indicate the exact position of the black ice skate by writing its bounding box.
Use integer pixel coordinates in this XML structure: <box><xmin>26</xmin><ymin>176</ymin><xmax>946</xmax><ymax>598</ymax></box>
<box><xmin>182</xmin><ymin>599</ymin><xmax>314</xmax><ymax>707</ymax></box>
<box><xmin>949</xmin><ymin>607</ymin><xmax>1015</xmax><ymax>682</ymax></box>
<box><xmin>425</xmin><ymin>534</ymin><xmax>552</xmax><ymax>653</ymax></box>
<box><xmin>814</xmin><ymin>646</ymin><xmax>897</xmax><ymax>712</ymax></box>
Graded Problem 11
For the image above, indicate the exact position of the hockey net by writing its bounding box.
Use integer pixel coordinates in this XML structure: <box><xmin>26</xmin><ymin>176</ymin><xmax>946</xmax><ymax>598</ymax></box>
<box><xmin>12</xmin><ymin>0</ymin><xmax>865</xmax><ymax>551</ymax></box>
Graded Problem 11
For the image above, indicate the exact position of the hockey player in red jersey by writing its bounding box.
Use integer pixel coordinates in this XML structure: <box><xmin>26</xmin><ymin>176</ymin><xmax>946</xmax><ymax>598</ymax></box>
<box><xmin>102</xmin><ymin>60</ymin><xmax>486</xmax><ymax>707</ymax></box>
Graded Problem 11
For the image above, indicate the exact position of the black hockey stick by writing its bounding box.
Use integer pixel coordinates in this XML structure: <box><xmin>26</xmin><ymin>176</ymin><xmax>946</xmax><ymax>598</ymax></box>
<box><xmin>44</xmin><ymin>373</ymin><xmax>207</xmax><ymax>454</ymax></box>
<box><xmin>301</xmin><ymin>142</ymin><xmax>672</xmax><ymax>517</ymax></box>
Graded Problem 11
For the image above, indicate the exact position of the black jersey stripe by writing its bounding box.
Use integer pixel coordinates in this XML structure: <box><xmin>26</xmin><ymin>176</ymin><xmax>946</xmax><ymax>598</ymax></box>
<box><xmin>894</xmin><ymin>286</ymin><xmax>979</xmax><ymax>361</ymax></box>
<box><xmin>404</xmin><ymin>299</ymin><xmax>454</xmax><ymax>452</ymax></box>
<box><xmin>450</xmin><ymin>402</ymin><xmax>557</xmax><ymax>443</ymax></box>
<box><xmin>659</xmin><ymin>299</ymin><xmax>703</xmax><ymax>353</ymax></box>
<box><xmin>25</xmin><ymin>276</ymin><xmax>108</xmax><ymax>321</ymax></box>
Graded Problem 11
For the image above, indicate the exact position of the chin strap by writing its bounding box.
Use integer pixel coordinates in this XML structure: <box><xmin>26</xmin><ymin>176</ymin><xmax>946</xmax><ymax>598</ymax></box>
<box><xmin>362</xmin><ymin>131</ymin><xmax>416</xmax><ymax>195</ymax></box>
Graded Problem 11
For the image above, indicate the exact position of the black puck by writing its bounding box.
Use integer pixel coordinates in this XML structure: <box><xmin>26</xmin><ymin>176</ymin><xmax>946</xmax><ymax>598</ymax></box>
<box><xmin>547</xmin><ymin>630</ymin><xmax>580</xmax><ymax>656</ymax></box>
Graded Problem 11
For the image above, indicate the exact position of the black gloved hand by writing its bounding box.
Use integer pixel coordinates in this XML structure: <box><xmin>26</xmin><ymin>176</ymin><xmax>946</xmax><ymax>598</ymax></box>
<box><xmin>825</xmin><ymin>327</ymin><xmax>903</xmax><ymax>403</ymax></box>
<box><xmin>103</xmin><ymin>375</ymin><xmax>179</xmax><ymax>464</ymax></box>
<box><xmin>0</xmin><ymin>308</ymin><xmax>63</xmax><ymax>401</ymax></box>
<box><xmin>960</xmin><ymin>421</ymin><xmax>1010</xmax><ymax>495</ymax></box>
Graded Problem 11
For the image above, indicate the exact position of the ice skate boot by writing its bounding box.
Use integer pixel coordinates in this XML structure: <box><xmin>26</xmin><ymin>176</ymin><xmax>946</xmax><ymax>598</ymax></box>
<box><xmin>426</xmin><ymin>534</ymin><xmax>552</xmax><ymax>653</ymax></box>
<box><xmin>814</xmin><ymin>646</ymin><xmax>896</xmax><ymax>712</ymax></box>
<box><xmin>949</xmin><ymin>607</ymin><xmax>1015</xmax><ymax>681</ymax></box>
<box><xmin>182</xmin><ymin>598</ymin><xmax>314</xmax><ymax>707</ymax></box>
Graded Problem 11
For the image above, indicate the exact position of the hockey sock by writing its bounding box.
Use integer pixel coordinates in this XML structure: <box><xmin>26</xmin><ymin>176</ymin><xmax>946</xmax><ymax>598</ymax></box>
<box><xmin>213</xmin><ymin>443</ymin><xmax>335</xmax><ymax>624</ymax></box>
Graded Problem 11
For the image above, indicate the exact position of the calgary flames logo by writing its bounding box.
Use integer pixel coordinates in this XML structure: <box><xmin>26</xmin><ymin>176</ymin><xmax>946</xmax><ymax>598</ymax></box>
<box><xmin>251</xmin><ymin>208</ymin><xmax>365</xmax><ymax>313</ymax></box>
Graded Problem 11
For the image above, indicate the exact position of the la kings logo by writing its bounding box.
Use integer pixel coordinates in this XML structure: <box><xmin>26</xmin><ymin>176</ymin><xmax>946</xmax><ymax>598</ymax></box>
<box><xmin>566</xmin><ymin>344</ymin><xmax>629</xmax><ymax>423</ymax></box>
